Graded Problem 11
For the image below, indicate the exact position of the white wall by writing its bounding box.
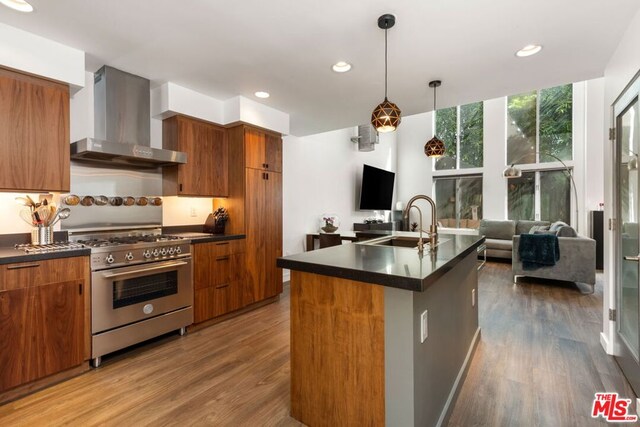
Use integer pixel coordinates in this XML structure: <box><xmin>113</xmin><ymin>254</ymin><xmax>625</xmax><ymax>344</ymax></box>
<box><xmin>282</xmin><ymin>128</ymin><xmax>396</xmax><ymax>261</ymax></box>
<box><xmin>602</xmin><ymin>8</ymin><xmax>640</xmax><ymax>354</ymax></box>
<box><xmin>0</xmin><ymin>23</ymin><xmax>84</xmax><ymax>89</ymax></box>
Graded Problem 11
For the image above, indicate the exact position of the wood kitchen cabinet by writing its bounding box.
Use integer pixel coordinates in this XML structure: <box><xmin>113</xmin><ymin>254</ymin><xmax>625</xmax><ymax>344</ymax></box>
<box><xmin>0</xmin><ymin>67</ymin><xmax>70</xmax><ymax>192</ymax></box>
<box><xmin>244</xmin><ymin>127</ymin><xmax>282</xmax><ymax>173</ymax></box>
<box><xmin>163</xmin><ymin>115</ymin><xmax>228</xmax><ymax>197</ymax></box>
<box><xmin>213</xmin><ymin>123</ymin><xmax>283</xmax><ymax>310</ymax></box>
<box><xmin>193</xmin><ymin>239</ymin><xmax>246</xmax><ymax>323</ymax></box>
<box><xmin>0</xmin><ymin>257</ymin><xmax>89</xmax><ymax>394</ymax></box>
<box><xmin>244</xmin><ymin>168</ymin><xmax>283</xmax><ymax>304</ymax></box>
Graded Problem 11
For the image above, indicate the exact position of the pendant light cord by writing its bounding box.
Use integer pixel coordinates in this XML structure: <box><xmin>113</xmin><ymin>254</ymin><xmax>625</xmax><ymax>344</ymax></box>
<box><xmin>384</xmin><ymin>27</ymin><xmax>388</xmax><ymax>99</ymax></box>
<box><xmin>433</xmin><ymin>85</ymin><xmax>437</xmax><ymax>111</ymax></box>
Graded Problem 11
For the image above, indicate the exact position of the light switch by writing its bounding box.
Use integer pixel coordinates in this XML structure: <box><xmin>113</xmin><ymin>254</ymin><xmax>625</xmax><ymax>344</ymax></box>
<box><xmin>421</xmin><ymin>310</ymin><xmax>428</xmax><ymax>343</ymax></box>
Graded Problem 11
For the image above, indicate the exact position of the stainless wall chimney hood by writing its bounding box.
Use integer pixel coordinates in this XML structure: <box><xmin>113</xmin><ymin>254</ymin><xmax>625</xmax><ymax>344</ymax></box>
<box><xmin>71</xmin><ymin>66</ymin><xmax>187</xmax><ymax>167</ymax></box>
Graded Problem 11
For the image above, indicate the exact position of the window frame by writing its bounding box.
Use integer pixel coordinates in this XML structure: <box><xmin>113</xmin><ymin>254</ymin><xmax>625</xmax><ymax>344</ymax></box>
<box><xmin>432</xmin><ymin>102</ymin><xmax>484</xmax><ymax>172</ymax></box>
<box><xmin>433</xmin><ymin>174</ymin><xmax>483</xmax><ymax>229</ymax></box>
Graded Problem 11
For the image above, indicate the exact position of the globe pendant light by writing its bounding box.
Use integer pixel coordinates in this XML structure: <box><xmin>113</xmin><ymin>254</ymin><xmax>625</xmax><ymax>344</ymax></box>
<box><xmin>424</xmin><ymin>80</ymin><xmax>446</xmax><ymax>158</ymax></box>
<box><xmin>371</xmin><ymin>14</ymin><xmax>401</xmax><ymax>133</ymax></box>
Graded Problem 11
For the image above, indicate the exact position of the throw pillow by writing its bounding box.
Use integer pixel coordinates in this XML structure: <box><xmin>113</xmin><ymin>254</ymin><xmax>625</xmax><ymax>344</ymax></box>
<box><xmin>556</xmin><ymin>226</ymin><xmax>578</xmax><ymax>237</ymax></box>
<box><xmin>529</xmin><ymin>225</ymin><xmax>550</xmax><ymax>234</ymax></box>
<box><xmin>549</xmin><ymin>221</ymin><xmax>569</xmax><ymax>232</ymax></box>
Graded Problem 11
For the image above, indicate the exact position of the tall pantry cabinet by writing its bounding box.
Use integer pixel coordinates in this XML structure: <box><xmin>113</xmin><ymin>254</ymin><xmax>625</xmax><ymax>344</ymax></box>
<box><xmin>223</xmin><ymin>125</ymin><xmax>283</xmax><ymax>305</ymax></box>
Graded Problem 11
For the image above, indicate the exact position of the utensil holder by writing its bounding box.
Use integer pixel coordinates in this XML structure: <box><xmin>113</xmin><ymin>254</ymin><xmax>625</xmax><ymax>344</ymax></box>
<box><xmin>31</xmin><ymin>226</ymin><xmax>53</xmax><ymax>245</ymax></box>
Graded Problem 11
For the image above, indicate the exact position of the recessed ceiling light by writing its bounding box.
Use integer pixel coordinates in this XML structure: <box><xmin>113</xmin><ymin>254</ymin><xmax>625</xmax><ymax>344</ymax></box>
<box><xmin>254</xmin><ymin>91</ymin><xmax>270</xmax><ymax>99</ymax></box>
<box><xmin>332</xmin><ymin>61</ymin><xmax>352</xmax><ymax>73</ymax></box>
<box><xmin>0</xmin><ymin>0</ymin><xmax>34</xmax><ymax>12</ymax></box>
<box><xmin>516</xmin><ymin>44</ymin><xmax>543</xmax><ymax>57</ymax></box>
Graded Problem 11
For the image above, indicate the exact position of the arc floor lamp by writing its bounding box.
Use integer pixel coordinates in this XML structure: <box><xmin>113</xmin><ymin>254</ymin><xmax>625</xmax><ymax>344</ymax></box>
<box><xmin>503</xmin><ymin>151</ymin><xmax>579</xmax><ymax>231</ymax></box>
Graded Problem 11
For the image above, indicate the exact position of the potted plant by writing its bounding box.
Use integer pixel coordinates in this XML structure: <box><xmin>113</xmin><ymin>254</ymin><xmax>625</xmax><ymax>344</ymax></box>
<box><xmin>321</xmin><ymin>214</ymin><xmax>339</xmax><ymax>233</ymax></box>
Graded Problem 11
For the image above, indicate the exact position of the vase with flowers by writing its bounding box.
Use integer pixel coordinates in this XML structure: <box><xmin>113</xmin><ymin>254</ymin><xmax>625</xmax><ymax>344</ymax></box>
<box><xmin>320</xmin><ymin>213</ymin><xmax>340</xmax><ymax>233</ymax></box>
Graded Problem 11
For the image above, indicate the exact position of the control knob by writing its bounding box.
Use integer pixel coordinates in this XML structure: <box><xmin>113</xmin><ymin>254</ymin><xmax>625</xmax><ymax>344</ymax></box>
<box><xmin>160</xmin><ymin>248</ymin><xmax>168</xmax><ymax>256</ymax></box>
<box><xmin>125</xmin><ymin>252</ymin><xmax>134</xmax><ymax>261</ymax></box>
<box><xmin>175</xmin><ymin>246</ymin><xmax>182</xmax><ymax>254</ymax></box>
<box><xmin>168</xmin><ymin>247</ymin><xmax>175</xmax><ymax>255</ymax></box>
<box><xmin>105</xmin><ymin>254</ymin><xmax>115</xmax><ymax>264</ymax></box>
<box><xmin>152</xmin><ymin>249</ymin><xmax>160</xmax><ymax>257</ymax></box>
<box><xmin>143</xmin><ymin>250</ymin><xmax>152</xmax><ymax>259</ymax></box>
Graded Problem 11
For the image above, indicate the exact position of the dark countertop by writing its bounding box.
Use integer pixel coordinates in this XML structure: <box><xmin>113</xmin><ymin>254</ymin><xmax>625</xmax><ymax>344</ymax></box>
<box><xmin>0</xmin><ymin>246</ymin><xmax>91</xmax><ymax>265</ymax></box>
<box><xmin>277</xmin><ymin>232</ymin><xmax>485</xmax><ymax>292</ymax></box>
<box><xmin>168</xmin><ymin>232</ymin><xmax>245</xmax><ymax>244</ymax></box>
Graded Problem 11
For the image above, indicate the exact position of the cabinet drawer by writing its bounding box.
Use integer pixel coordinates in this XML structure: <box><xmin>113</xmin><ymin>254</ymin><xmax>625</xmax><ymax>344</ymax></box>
<box><xmin>0</xmin><ymin>257</ymin><xmax>88</xmax><ymax>291</ymax></box>
<box><xmin>213</xmin><ymin>239</ymin><xmax>245</xmax><ymax>257</ymax></box>
<box><xmin>194</xmin><ymin>280</ymin><xmax>243</xmax><ymax>323</ymax></box>
<box><xmin>212</xmin><ymin>253</ymin><xmax>245</xmax><ymax>286</ymax></box>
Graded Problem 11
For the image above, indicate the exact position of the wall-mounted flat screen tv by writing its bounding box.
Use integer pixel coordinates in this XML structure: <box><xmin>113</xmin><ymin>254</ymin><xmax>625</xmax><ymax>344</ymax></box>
<box><xmin>359</xmin><ymin>164</ymin><xmax>395</xmax><ymax>210</ymax></box>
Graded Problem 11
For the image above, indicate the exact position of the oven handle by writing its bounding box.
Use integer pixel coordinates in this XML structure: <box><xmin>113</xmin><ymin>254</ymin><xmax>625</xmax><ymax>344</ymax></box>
<box><xmin>102</xmin><ymin>260</ymin><xmax>189</xmax><ymax>279</ymax></box>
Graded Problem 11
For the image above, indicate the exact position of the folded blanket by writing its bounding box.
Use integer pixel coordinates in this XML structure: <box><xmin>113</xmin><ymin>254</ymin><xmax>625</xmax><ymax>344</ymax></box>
<box><xmin>518</xmin><ymin>233</ymin><xmax>560</xmax><ymax>270</ymax></box>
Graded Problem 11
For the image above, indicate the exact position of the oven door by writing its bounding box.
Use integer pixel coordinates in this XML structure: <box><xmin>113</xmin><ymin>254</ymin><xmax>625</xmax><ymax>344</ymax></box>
<box><xmin>92</xmin><ymin>257</ymin><xmax>193</xmax><ymax>333</ymax></box>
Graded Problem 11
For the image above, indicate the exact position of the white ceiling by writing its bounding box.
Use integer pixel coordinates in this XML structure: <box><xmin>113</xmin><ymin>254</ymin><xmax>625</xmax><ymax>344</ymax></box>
<box><xmin>1</xmin><ymin>0</ymin><xmax>638</xmax><ymax>136</ymax></box>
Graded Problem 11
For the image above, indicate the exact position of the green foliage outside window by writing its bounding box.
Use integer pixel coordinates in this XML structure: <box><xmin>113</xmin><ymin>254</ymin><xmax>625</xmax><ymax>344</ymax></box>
<box><xmin>434</xmin><ymin>107</ymin><xmax>457</xmax><ymax>170</ymax></box>
<box><xmin>435</xmin><ymin>102</ymin><xmax>483</xmax><ymax>170</ymax></box>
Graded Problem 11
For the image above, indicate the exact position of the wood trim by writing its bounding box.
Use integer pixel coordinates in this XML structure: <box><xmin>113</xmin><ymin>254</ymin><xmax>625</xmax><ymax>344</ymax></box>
<box><xmin>289</xmin><ymin>271</ymin><xmax>385</xmax><ymax>426</ymax></box>
<box><xmin>0</xmin><ymin>363</ymin><xmax>89</xmax><ymax>405</ymax></box>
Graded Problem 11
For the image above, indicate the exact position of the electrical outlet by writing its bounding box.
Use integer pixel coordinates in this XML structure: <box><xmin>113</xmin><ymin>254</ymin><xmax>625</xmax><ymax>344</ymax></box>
<box><xmin>472</xmin><ymin>289</ymin><xmax>476</xmax><ymax>307</ymax></box>
<box><xmin>190</xmin><ymin>207</ymin><xmax>197</xmax><ymax>217</ymax></box>
<box><xmin>420</xmin><ymin>310</ymin><xmax>428</xmax><ymax>343</ymax></box>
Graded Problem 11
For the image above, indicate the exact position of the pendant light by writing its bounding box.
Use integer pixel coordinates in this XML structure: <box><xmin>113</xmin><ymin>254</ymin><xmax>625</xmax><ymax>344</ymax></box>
<box><xmin>424</xmin><ymin>80</ymin><xmax>446</xmax><ymax>158</ymax></box>
<box><xmin>371</xmin><ymin>14</ymin><xmax>401</xmax><ymax>133</ymax></box>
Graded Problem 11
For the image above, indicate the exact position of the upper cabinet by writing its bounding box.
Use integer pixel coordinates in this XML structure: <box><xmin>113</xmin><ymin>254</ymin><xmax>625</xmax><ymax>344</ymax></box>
<box><xmin>245</xmin><ymin>128</ymin><xmax>282</xmax><ymax>173</ymax></box>
<box><xmin>163</xmin><ymin>115</ymin><xmax>228</xmax><ymax>197</ymax></box>
<box><xmin>0</xmin><ymin>67</ymin><xmax>70</xmax><ymax>192</ymax></box>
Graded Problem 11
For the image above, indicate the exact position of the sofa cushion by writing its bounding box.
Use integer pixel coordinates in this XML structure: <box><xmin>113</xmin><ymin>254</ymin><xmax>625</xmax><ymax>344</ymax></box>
<box><xmin>479</xmin><ymin>220</ymin><xmax>516</xmax><ymax>240</ymax></box>
<box><xmin>485</xmin><ymin>238</ymin><xmax>513</xmax><ymax>251</ymax></box>
<box><xmin>516</xmin><ymin>220</ymin><xmax>550</xmax><ymax>235</ymax></box>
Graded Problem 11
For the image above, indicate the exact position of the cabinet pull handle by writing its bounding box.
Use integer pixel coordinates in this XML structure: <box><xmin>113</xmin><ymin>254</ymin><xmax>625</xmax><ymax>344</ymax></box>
<box><xmin>215</xmin><ymin>242</ymin><xmax>229</xmax><ymax>246</ymax></box>
<box><xmin>216</xmin><ymin>283</ymin><xmax>229</xmax><ymax>289</ymax></box>
<box><xmin>216</xmin><ymin>256</ymin><xmax>230</xmax><ymax>261</ymax></box>
<box><xmin>179</xmin><ymin>183</ymin><xmax>183</xmax><ymax>192</ymax></box>
<box><xmin>79</xmin><ymin>283</ymin><xmax>83</xmax><ymax>295</ymax></box>
<box><xmin>265</xmin><ymin>163</ymin><xmax>269</xmax><ymax>169</ymax></box>
<box><xmin>266</xmin><ymin>173</ymin><xmax>269</xmax><ymax>180</ymax></box>
<box><xmin>7</xmin><ymin>263</ymin><xmax>40</xmax><ymax>270</ymax></box>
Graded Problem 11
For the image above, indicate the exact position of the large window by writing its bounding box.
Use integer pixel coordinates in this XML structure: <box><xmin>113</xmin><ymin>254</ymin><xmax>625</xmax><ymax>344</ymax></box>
<box><xmin>434</xmin><ymin>176</ymin><xmax>483</xmax><ymax>229</ymax></box>
<box><xmin>434</xmin><ymin>102</ymin><xmax>483</xmax><ymax>170</ymax></box>
<box><xmin>507</xmin><ymin>84</ymin><xmax>573</xmax><ymax>164</ymax></box>
<box><xmin>506</xmin><ymin>83</ymin><xmax>573</xmax><ymax>224</ymax></box>
<box><xmin>507</xmin><ymin>169</ymin><xmax>571</xmax><ymax>223</ymax></box>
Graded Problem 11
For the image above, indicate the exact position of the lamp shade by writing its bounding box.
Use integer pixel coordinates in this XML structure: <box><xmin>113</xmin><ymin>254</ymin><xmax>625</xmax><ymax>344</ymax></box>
<box><xmin>502</xmin><ymin>164</ymin><xmax>523</xmax><ymax>178</ymax></box>
<box><xmin>424</xmin><ymin>136</ymin><xmax>446</xmax><ymax>158</ymax></box>
<box><xmin>371</xmin><ymin>97</ymin><xmax>401</xmax><ymax>133</ymax></box>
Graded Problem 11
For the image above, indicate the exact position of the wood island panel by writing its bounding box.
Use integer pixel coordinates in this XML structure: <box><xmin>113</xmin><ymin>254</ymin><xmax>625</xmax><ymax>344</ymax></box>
<box><xmin>290</xmin><ymin>270</ymin><xmax>385</xmax><ymax>426</ymax></box>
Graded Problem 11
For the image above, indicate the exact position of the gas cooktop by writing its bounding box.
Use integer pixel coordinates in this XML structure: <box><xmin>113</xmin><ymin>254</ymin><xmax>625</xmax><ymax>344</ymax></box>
<box><xmin>77</xmin><ymin>234</ymin><xmax>184</xmax><ymax>248</ymax></box>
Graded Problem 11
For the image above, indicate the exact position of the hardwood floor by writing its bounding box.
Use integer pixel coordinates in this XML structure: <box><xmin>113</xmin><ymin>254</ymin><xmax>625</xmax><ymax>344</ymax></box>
<box><xmin>0</xmin><ymin>262</ymin><xmax>633</xmax><ymax>426</ymax></box>
<box><xmin>448</xmin><ymin>261</ymin><xmax>635</xmax><ymax>427</ymax></box>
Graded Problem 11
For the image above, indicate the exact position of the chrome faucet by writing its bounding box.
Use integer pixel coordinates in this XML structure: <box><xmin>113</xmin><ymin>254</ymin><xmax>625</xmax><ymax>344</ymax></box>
<box><xmin>403</xmin><ymin>194</ymin><xmax>438</xmax><ymax>248</ymax></box>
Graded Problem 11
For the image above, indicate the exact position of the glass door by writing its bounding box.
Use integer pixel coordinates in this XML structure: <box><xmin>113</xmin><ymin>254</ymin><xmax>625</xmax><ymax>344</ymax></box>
<box><xmin>615</xmin><ymin>76</ymin><xmax>640</xmax><ymax>393</ymax></box>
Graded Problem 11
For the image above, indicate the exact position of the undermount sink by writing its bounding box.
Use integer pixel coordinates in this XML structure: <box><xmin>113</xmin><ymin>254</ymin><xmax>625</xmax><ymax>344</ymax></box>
<box><xmin>358</xmin><ymin>235</ymin><xmax>447</xmax><ymax>249</ymax></box>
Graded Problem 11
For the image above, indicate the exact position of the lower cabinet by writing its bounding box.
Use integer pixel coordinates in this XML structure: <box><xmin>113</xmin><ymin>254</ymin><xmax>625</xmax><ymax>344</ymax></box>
<box><xmin>193</xmin><ymin>239</ymin><xmax>246</xmax><ymax>323</ymax></box>
<box><xmin>0</xmin><ymin>257</ymin><xmax>88</xmax><ymax>393</ymax></box>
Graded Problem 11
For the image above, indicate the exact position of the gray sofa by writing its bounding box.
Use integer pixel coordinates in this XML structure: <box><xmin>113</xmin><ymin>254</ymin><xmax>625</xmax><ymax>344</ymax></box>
<box><xmin>479</xmin><ymin>219</ymin><xmax>551</xmax><ymax>259</ymax></box>
<box><xmin>478</xmin><ymin>219</ymin><xmax>596</xmax><ymax>290</ymax></box>
<box><xmin>512</xmin><ymin>234</ymin><xmax>596</xmax><ymax>289</ymax></box>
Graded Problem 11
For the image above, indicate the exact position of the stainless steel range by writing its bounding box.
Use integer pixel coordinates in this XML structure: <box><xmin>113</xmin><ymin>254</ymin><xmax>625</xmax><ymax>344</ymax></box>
<box><xmin>69</xmin><ymin>228</ymin><xmax>193</xmax><ymax>368</ymax></box>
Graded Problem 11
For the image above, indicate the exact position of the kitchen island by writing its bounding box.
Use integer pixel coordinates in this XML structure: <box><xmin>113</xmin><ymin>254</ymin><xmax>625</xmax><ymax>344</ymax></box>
<box><xmin>277</xmin><ymin>232</ymin><xmax>484</xmax><ymax>427</ymax></box>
